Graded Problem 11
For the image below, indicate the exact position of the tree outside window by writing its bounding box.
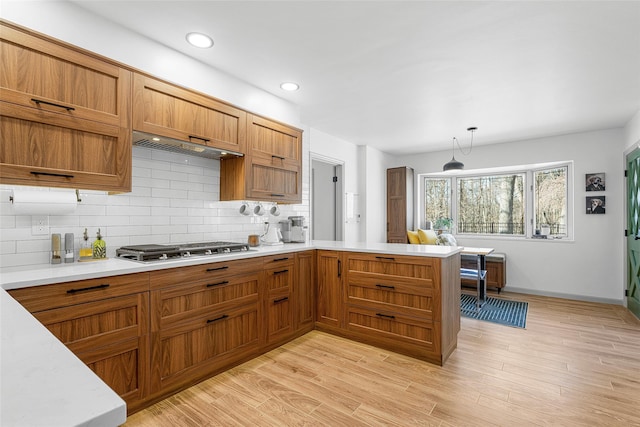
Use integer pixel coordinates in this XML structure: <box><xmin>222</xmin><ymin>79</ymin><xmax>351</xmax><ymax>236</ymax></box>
<box><xmin>423</xmin><ymin>163</ymin><xmax>570</xmax><ymax>238</ymax></box>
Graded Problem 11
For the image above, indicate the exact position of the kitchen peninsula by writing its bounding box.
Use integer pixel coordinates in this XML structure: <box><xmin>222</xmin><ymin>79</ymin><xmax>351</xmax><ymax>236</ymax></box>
<box><xmin>1</xmin><ymin>241</ymin><xmax>461</xmax><ymax>424</ymax></box>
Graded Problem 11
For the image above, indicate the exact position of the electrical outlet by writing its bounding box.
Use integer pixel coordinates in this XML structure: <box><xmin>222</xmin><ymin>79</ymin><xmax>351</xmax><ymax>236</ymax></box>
<box><xmin>32</xmin><ymin>215</ymin><xmax>49</xmax><ymax>235</ymax></box>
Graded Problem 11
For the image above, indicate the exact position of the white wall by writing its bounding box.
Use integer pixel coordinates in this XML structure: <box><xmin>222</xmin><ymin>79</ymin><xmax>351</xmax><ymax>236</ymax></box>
<box><xmin>394</xmin><ymin>128</ymin><xmax>625</xmax><ymax>303</ymax></box>
<box><xmin>362</xmin><ymin>146</ymin><xmax>391</xmax><ymax>243</ymax></box>
<box><xmin>309</xmin><ymin>128</ymin><xmax>362</xmax><ymax>242</ymax></box>
<box><xmin>625</xmin><ymin>110</ymin><xmax>640</xmax><ymax>149</ymax></box>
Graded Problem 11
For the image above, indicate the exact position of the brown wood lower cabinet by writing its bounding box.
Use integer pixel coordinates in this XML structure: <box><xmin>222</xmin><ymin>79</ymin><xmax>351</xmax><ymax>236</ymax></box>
<box><xmin>8</xmin><ymin>249</ymin><xmax>460</xmax><ymax>415</ymax></box>
<box><xmin>8</xmin><ymin>273</ymin><xmax>150</xmax><ymax>413</ymax></box>
<box><xmin>149</xmin><ymin>260</ymin><xmax>262</xmax><ymax>396</ymax></box>
<box><xmin>315</xmin><ymin>251</ymin><xmax>460</xmax><ymax>366</ymax></box>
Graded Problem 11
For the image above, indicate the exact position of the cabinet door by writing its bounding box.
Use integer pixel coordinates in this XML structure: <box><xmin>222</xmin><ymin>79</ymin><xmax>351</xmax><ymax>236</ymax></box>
<box><xmin>263</xmin><ymin>258</ymin><xmax>294</xmax><ymax>343</ymax></box>
<box><xmin>316</xmin><ymin>250</ymin><xmax>343</xmax><ymax>328</ymax></box>
<box><xmin>0</xmin><ymin>111</ymin><xmax>131</xmax><ymax>191</ymax></box>
<box><xmin>248</xmin><ymin>114</ymin><xmax>301</xmax><ymax>167</ymax></box>
<box><xmin>0</xmin><ymin>22</ymin><xmax>132</xmax><ymax>192</ymax></box>
<box><xmin>386</xmin><ymin>167</ymin><xmax>413</xmax><ymax>243</ymax></box>
<box><xmin>1</xmin><ymin>23</ymin><xmax>130</xmax><ymax>127</ymax></box>
<box><xmin>151</xmin><ymin>302</ymin><xmax>259</xmax><ymax>393</ymax></box>
<box><xmin>295</xmin><ymin>251</ymin><xmax>315</xmax><ymax>330</ymax></box>
<box><xmin>247</xmin><ymin>157</ymin><xmax>300</xmax><ymax>203</ymax></box>
<box><xmin>266</xmin><ymin>290</ymin><xmax>293</xmax><ymax>344</ymax></box>
<box><xmin>32</xmin><ymin>293</ymin><xmax>149</xmax><ymax>411</ymax></box>
<box><xmin>133</xmin><ymin>74</ymin><xmax>246</xmax><ymax>153</ymax></box>
<box><xmin>220</xmin><ymin>114</ymin><xmax>303</xmax><ymax>203</ymax></box>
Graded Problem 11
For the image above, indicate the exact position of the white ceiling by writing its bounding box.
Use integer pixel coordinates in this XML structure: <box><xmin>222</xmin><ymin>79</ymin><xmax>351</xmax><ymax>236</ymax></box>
<box><xmin>70</xmin><ymin>0</ymin><xmax>640</xmax><ymax>155</ymax></box>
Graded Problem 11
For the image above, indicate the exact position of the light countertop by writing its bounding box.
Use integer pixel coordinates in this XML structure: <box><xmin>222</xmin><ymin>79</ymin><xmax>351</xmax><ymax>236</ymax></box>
<box><xmin>0</xmin><ymin>240</ymin><xmax>461</xmax><ymax>426</ymax></box>
<box><xmin>0</xmin><ymin>240</ymin><xmax>461</xmax><ymax>291</ymax></box>
<box><xmin>1</xmin><ymin>289</ymin><xmax>126</xmax><ymax>427</ymax></box>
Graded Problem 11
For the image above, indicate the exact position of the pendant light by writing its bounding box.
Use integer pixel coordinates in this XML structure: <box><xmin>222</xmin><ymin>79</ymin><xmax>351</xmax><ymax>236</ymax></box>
<box><xmin>442</xmin><ymin>127</ymin><xmax>477</xmax><ymax>172</ymax></box>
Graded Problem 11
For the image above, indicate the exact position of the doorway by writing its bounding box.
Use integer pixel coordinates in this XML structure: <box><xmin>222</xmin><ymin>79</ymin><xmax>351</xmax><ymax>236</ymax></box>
<box><xmin>626</xmin><ymin>147</ymin><xmax>640</xmax><ymax>319</ymax></box>
<box><xmin>311</xmin><ymin>156</ymin><xmax>344</xmax><ymax>241</ymax></box>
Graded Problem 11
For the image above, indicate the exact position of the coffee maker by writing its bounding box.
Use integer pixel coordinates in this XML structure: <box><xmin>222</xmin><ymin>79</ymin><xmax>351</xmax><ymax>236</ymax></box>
<box><xmin>289</xmin><ymin>216</ymin><xmax>307</xmax><ymax>243</ymax></box>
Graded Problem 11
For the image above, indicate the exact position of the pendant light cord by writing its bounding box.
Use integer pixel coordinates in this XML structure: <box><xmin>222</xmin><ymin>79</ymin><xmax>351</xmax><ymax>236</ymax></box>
<box><xmin>453</xmin><ymin>129</ymin><xmax>475</xmax><ymax>156</ymax></box>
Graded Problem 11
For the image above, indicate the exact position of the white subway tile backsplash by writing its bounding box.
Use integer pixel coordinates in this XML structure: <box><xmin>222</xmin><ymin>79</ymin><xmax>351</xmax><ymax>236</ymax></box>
<box><xmin>0</xmin><ymin>145</ymin><xmax>309</xmax><ymax>268</ymax></box>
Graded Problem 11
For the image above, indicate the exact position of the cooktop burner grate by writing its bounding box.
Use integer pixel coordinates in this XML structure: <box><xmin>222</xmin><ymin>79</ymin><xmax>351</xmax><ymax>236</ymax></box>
<box><xmin>116</xmin><ymin>241</ymin><xmax>250</xmax><ymax>262</ymax></box>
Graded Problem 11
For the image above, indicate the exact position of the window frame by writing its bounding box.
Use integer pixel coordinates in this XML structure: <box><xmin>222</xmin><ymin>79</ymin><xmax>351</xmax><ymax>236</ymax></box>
<box><xmin>419</xmin><ymin>161</ymin><xmax>574</xmax><ymax>241</ymax></box>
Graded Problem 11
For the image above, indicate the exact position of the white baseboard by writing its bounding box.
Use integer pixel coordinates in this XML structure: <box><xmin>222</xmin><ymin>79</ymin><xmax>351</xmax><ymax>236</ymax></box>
<box><xmin>503</xmin><ymin>287</ymin><xmax>624</xmax><ymax>306</ymax></box>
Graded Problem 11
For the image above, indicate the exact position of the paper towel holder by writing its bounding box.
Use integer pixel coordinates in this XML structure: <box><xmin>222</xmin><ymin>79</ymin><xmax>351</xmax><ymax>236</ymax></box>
<box><xmin>9</xmin><ymin>189</ymin><xmax>82</xmax><ymax>203</ymax></box>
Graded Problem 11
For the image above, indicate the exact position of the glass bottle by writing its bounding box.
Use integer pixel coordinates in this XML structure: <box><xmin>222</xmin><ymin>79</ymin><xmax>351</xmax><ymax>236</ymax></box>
<box><xmin>79</xmin><ymin>228</ymin><xmax>93</xmax><ymax>261</ymax></box>
<box><xmin>92</xmin><ymin>228</ymin><xmax>107</xmax><ymax>259</ymax></box>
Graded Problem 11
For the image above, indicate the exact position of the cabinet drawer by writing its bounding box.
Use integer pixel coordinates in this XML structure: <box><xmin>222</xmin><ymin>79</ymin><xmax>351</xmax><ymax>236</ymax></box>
<box><xmin>346</xmin><ymin>252</ymin><xmax>438</xmax><ymax>284</ymax></box>
<box><xmin>149</xmin><ymin>257</ymin><xmax>258</xmax><ymax>290</ymax></box>
<box><xmin>346</xmin><ymin>305</ymin><xmax>437</xmax><ymax>352</ymax></box>
<box><xmin>151</xmin><ymin>272</ymin><xmax>260</xmax><ymax>330</ymax></box>
<box><xmin>262</xmin><ymin>253</ymin><xmax>295</xmax><ymax>267</ymax></box>
<box><xmin>8</xmin><ymin>272</ymin><xmax>150</xmax><ymax>312</ymax></box>
<box><xmin>32</xmin><ymin>292</ymin><xmax>148</xmax><ymax>354</ymax></box>
<box><xmin>263</xmin><ymin>264</ymin><xmax>294</xmax><ymax>292</ymax></box>
<box><xmin>347</xmin><ymin>275</ymin><xmax>435</xmax><ymax>319</ymax></box>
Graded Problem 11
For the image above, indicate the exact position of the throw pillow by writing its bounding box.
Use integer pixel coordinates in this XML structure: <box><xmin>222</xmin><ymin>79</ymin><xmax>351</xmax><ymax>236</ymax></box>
<box><xmin>417</xmin><ymin>229</ymin><xmax>437</xmax><ymax>245</ymax></box>
<box><xmin>435</xmin><ymin>233</ymin><xmax>458</xmax><ymax>246</ymax></box>
<box><xmin>407</xmin><ymin>230</ymin><xmax>420</xmax><ymax>244</ymax></box>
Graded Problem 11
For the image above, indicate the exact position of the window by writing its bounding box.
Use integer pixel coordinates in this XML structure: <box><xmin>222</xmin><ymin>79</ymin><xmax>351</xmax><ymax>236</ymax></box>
<box><xmin>457</xmin><ymin>173</ymin><xmax>525</xmax><ymax>235</ymax></box>
<box><xmin>534</xmin><ymin>166</ymin><xmax>568</xmax><ymax>236</ymax></box>
<box><xmin>422</xmin><ymin>162</ymin><xmax>571</xmax><ymax>239</ymax></box>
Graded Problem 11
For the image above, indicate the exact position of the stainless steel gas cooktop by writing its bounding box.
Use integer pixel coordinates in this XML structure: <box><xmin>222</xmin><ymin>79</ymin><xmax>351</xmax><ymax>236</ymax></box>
<box><xmin>116</xmin><ymin>241</ymin><xmax>250</xmax><ymax>262</ymax></box>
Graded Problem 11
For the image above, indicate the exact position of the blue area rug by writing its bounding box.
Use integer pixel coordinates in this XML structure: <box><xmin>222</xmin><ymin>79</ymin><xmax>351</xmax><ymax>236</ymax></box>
<box><xmin>461</xmin><ymin>294</ymin><xmax>528</xmax><ymax>329</ymax></box>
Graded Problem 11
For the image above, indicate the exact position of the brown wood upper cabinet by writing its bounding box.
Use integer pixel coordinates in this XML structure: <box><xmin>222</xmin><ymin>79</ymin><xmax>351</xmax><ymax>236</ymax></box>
<box><xmin>132</xmin><ymin>73</ymin><xmax>247</xmax><ymax>154</ymax></box>
<box><xmin>221</xmin><ymin>114</ymin><xmax>303</xmax><ymax>203</ymax></box>
<box><xmin>0</xmin><ymin>21</ymin><xmax>132</xmax><ymax>192</ymax></box>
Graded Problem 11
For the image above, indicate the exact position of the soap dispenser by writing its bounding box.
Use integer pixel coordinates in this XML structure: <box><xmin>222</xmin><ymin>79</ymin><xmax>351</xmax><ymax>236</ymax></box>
<box><xmin>79</xmin><ymin>228</ymin><xmax>93</xmax><ymax>261</ymax></box>
<box><xmin>92</xmin><ymin>228</ymin><xmax>107</xmax><ymax>259</ymax></box>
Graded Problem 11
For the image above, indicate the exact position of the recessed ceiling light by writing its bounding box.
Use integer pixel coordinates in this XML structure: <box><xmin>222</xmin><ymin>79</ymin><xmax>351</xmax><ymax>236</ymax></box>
<box><xmin>280</xmin><ymin>82</ymin><xmax>299</xmax><ymax>91</ymax></box>
<box><xmin>186</xmin><ymin>32</ymin><xmax>214</xmax><ymax>49</ymax></box>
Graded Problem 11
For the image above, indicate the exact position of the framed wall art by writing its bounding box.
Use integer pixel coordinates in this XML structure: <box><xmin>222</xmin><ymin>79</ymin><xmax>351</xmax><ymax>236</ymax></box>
<box><xmin>585</xmin><ymin>173</ymin><xmax>605</xmax><ymax>191</ymax></box>
<box><xmin>586</xmin><ymin>196</ymin><xmax>605</xmax><ymax>214</ymax></box>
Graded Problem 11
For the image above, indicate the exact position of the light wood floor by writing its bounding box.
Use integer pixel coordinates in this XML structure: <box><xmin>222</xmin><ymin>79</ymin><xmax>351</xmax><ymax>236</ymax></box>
<box><xmin>125</xmin><ymin>292</ymin><xmax>640</xmax><ymax>426</ymax></box>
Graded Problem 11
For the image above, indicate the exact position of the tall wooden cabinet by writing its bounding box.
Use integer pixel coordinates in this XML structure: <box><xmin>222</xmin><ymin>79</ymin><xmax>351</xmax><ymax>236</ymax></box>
<box><xmin>0</xmin><ymin>21</ymin><xmax>132</xmax><ymax>192</ymax></box>
<box><xmin>386</xmin><ymin>167</ymin><xmax>414</xmax><ymax>243</ymax></box>
<box><xmin>8</xmin><ymin>273</ymin><xmax>150</xmax><ymax>413</ymax></box>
